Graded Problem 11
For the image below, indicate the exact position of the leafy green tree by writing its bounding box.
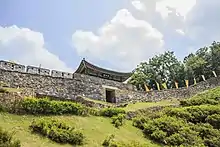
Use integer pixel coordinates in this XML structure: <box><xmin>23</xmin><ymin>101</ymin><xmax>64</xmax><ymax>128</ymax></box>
<box><xmin>130</xmin><ymin>51</ymin><xmax>185</xmax><ymax>90</ymax></box>
<box><xmin>130</xmin><ymin>41</ymin><xmax>220</xmax><ymax>90</ymax></box>
<box><xmin>184</xmin><ymin>41</ymin><xmax>220</xmax><ymax>83</ymax></box>
<box><xmin>210</xmin><ymin>41</ymin><xmax>220</xmax><ymax>75</ymax></box>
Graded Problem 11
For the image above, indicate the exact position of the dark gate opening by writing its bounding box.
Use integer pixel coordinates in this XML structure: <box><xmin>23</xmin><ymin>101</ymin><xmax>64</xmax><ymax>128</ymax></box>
<box><xmin>105</xmin><ymin>89</ymin><xmax>116</xmax><ymax>103</ymax></box>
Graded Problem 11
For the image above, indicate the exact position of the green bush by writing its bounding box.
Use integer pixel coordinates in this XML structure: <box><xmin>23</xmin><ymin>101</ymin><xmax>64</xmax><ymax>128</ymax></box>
<box><xmin>29</xmin><ymin>118</ymin><xmax>85</xmax><ymax>145</ymax></box>
<box><xmin>180</xmin><ymin>97</ymin><xmax>219</xmax><ymax>106</ymax></box>
<box><xmin>111</xmin><ymin>114</ymin><xmax>126</xmax><ymax>128</ymax></box>
<box><xmin>206</xmin><ymin>114</ymin><xmax>220</xmax><ymax>129</ymax></box>
<box><xmin>142</xmin><ymin>116</ymin><xmax>204</xmax><ymax>146</ymax></box>
<box><xmin>100</xmin><ymin>108</ymin><xmax>125</xmax><ymax>117</ymax></box>
<box><xmin>132</xmin><ymin>116</ymin><xmax>149</xmax><ymax>130</ymax></box>
<box><xmin>164</xmin><ymin>107</ymin><xmax>192</xmax><ymax>121</ymax></box>
<box><xmin>102</xmin><ymin>134</ymin><xmax>115</xmax><ymax>146</ymax></box>
<box><xmin>86</xmin><ymin>107</ymin><xmax>100</xmax><ymax>116</ymax></box>
<box><xmin>143</xmin><ymin>116</ymin><xmax>185</xmax><ymax>136</ymax></box>
<box><xmin>191</xmin><ymin>123</ymin><xmax>220</xmax><ymax>147</ymax></box>
<box><xmin>180</xmin><ymin>87</ymin><xmax>220</xmax><ymax>106</ymax></box>
<box><xmin>165</xmin><ymin>105</ymin><xmax>220</xmax><ymax>124</ymax></box>
<box><xmin>21</xmin><ymin>97</ymin><xmax>88</xmax><ymax>116</ymax></box>
<box><xmin>0</xmin><ymin>127</ymin><xmax>21</xmax><ymax>147</ymax></box>
<box><xmin>166</xmin><ymin>127</ymin><xmax>203</xmax><ymax>146</ymax></box>
<box><xmin>133</xmin><ymin>88</ymin><xmax>220</xmax><ymax>147</ymax></box>
<box><xmin>102</xmin><ymin>134</ymin><xmax>147</xmax><ymax>147</ymax></box>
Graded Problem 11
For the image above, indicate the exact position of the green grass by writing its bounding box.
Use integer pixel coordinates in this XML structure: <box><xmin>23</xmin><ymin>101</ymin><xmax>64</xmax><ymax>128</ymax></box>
<box><xmin>0</xmin><ymin>113</ymin><xmax>159</xmax><ymax>147</ymax></box>
<box><xmin>80</xmin><ymin>96</ymin><xmax>113</xmax><ymax>106</ymax></box>
<box><xmin>82</xmin><ymin>96</ymin><xmax>179</xmax><ymax>112</ymax></box>
<box><xmin>123</xmin><ymin>99</ymin><xmax>179</xmax><ymax>112</ymax></box>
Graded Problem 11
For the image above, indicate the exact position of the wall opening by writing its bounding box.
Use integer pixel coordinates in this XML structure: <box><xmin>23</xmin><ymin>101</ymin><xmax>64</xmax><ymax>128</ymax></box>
<box><xmin>105</xmin><ymin>89</ymin><xmax>116</xmax><ymax>103</ymax></box>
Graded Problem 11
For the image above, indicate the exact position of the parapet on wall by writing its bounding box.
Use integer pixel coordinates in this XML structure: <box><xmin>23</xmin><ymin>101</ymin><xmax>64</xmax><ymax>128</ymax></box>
<box><xmin>0</xmin><ymin>60</ymin><xmax>136</xmax><ymax>102</ymax></box>
<box><xmin>1</xmin><ymin>60</ymin><xmax>220</xmax><ymax>103</ymax></box>
<box><xmin>0</xmin><ymin>60</ymin><xmax>25</xmax><ymax>72</ymax></box>
<box><xmin>0</xmin><ymin>60</ymin><xmax>74</xmax><ymax>79</ymax></box>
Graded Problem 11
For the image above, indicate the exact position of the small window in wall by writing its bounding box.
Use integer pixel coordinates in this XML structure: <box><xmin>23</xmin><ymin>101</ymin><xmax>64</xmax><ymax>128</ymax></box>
<box><xmin>105</xmin><ymin>89</ymin><xmax>116</xmax><ymax>103</ymax></box>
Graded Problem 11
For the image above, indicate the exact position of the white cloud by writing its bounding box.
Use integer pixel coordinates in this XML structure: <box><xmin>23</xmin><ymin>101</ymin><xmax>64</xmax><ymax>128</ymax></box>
<box><xmin>130</xmin><ymin>0</ymin><xmax>196</xmax><ymax>32</ymax></box>
<box><xmin>131</xmin><ymin>0</ymin><xmax>147</xmax><ymax>12</ymax></box>
<box><xmin>72</xmin><ymin>0</ymin><xmax>220</xmax><ymax>71</ymax></box>
<box><xmin>72</xmin><ymin>9</ymin><xmax>165</xmax><ymax>71</ymax></box>
<box><xmin>176</xmin><ymin>29</ymin><xmax>185</xmax><ymax>35</ymax></box>
<box><xmin>156</xmin><ymin>0</ymin><xmax>196</xmax><ymax>19</ymax></box>
<box><xmin>0</xmin><ymin>25</ymin><xmax>72</xmax><ymax>72</ymax></box>
<box><xmin>72</xmin><ymin>9</ymin><xmax>164</xmax><ymax>70</ymax></box>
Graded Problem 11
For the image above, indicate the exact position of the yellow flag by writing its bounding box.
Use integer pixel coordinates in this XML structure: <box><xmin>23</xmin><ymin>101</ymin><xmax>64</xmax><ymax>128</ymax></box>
<box><xmin>194</xmin><ymin>78</ymin><xmax>197</xmax><ymax>85</ymax></box>
<box><xmin>144</xmin><ymin>84</ymin><xmax>150</xmax><ymax>92</ymax></box>
<box><xmin>201</xmin><ymin>75</ymin><xmax>206</xmax><ymax>81</ymax></box>
<box><xmin>175</xmin><ymin>81</ymin><xmax>179</xmax><ymax>89</ymax></box>
<box><xmin>162</xmin><ymin>82</ymin><xmax>167</xmax><ymax>89</ymax></box>
<box><xmin>156</xmin><ymin>82</ymin><xmax>160</xmax><ymax>91</ymax></box>
<box><xmin>185</xmin><ymin>80</ymin><xmax>189</xmax><ymax>88</ymax></box>
<box><xmin>213</xmin><ymin>71</ymin><xmax>217</xmax><ymax>77</ymax></box>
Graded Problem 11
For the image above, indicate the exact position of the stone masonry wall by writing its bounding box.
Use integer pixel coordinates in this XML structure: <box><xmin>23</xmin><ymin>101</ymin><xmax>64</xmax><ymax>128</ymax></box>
<box><xmin>116</xmin><ymin>77</ymin><xmax>220</xmax><ymax>103</ymax></box>
<box><xmin>0</xmin><ymin>60</ymin><xmax>220</xmax><ymax>103</ymax></box>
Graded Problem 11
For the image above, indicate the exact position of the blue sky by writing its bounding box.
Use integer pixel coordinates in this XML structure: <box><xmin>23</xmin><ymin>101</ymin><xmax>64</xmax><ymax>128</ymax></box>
<box><xmin>0</xmin><ymin>0</ymin><xmax>127</xmax><ymax>70</ymax></box>
<box><xmin>0</xmin><ymin>0</ymin><xmax>220</xmax><ymax>72</ymax></box>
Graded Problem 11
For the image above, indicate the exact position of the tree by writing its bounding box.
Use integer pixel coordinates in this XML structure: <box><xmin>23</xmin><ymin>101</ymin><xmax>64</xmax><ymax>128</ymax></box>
<box><xmin>210</xmin><ymin>41</ymin><xmax>220</xmax><ymax>75</ymax></box>
<box><xmin>130</xmin><ymin>51</ymin><xmax>185</xmax><ymax>90</ymax></box>
<box><xmin>184</xmin><ymin>41</ymin><xmax>220</xmax><ymax>83</ymax></box>
<box><xmin>130</xmin><ymin>41</ymin><xmax>220</xmax><ymax>91</ymax></box>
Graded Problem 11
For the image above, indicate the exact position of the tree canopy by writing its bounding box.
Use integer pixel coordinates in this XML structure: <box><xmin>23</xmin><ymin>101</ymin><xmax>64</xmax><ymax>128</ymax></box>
<box><xmin>129</xmin><ymin>41</ymin><xmax>220</xmax><ymax>91</ymax></box>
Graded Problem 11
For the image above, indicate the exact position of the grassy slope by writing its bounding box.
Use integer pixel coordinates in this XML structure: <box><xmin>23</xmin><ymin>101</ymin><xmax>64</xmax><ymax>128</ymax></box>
<box><xmin>0</xmin><ymin>113</ymin><xmax>159</xmax><ymax>147</ymax></box>
<box><xmin>123</xmin><ymin>99</ymin><xmax>179</xmax><ymax>112</ymax></box>
<box><xmin>82</xmin><ymin>95</ymin><xmax>179</xmax><ymax>112</ymax></box>
<box><xmin>0</xmin><ymin>87</ymin><xmax>178</xmax><ymax>147</ymax></box>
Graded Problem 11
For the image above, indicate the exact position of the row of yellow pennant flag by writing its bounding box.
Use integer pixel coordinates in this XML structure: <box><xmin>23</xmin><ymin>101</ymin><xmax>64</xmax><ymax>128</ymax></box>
<box><xmin>144</xmin><ymin>71</ymin><xmax>217</xmax><ymax>91</ymax></box>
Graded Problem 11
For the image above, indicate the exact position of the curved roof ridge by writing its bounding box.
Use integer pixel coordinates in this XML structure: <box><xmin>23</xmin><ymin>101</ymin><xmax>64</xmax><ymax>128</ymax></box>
<box><xmin>75</xmin><ymin>59</ymin><xmax>132</xmax><ymax>76</ymax></box>
<box><xmin>83</xmin><ymin>59</ymin><xmax>131</xmax><ymax>75</ymax></box>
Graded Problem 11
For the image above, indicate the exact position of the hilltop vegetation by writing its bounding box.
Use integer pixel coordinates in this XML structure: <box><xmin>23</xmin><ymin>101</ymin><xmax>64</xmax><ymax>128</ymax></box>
<box><xmin>133</xmin><ymin>87</ymin><xmax>220</xmax><ymax>147</ymax></box>
<box><xmin>130</xmin><ymin>41</ymin><xmax>220</xmax><ymax>90</ymax></box>
<box><xmin>0</xmin><ymin>88</ymin><xmax>159</xmax><ymax>147</ymax></box>
<box><xmin>0</xmin><ymin>113</ymin><xmax>157</xmax><ymax>147</ymax></box>
<box><xmin>1</xmin><ymin>87</ymin><xmax>220</xmax><ymax>146</ymax></box>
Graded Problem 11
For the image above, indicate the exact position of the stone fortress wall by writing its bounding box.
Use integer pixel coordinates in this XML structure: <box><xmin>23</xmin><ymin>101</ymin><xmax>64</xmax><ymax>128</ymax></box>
<box><xmin>0</xmin><ymin>60</ymin><xmax>220</xmax><ymax>103</ymax></box>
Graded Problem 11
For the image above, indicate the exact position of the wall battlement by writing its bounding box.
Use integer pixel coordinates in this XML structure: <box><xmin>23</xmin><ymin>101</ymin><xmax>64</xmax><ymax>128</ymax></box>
<box><xmin>0</xmin><ymin>60</ymin><xmax>74</xmax><ymax>78</ymax></box>
<box><xmin>0</xmin><ymin>60</ymin><xmax>220</xmax><ymax>103</ymax></box>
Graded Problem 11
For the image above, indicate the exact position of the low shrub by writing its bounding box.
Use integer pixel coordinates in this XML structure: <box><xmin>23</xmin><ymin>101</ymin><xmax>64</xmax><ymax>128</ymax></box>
<box><xmin>133</xmin><ymin>88</ymin><xmax>220</xmax><ymax>147</ymax></box>
<box><xmin>102</xmin><ymin>134</ymin><xmax>147</xmax><ymax>147</ymax></box>
<box><xmin>102</xmin><ymin>134</ymin><xmax>115</xmax><ymax>146</ymax></box>
<box><xmin>86</xmin><ymin>107</ymin><xmax>102</xmax><ymax>116</ymax></box>
<box><xmin>29</xmin><ymin>118</ymin><xmax>85</xmax><ymax>145</ymax></box>
<box><xmin>180</xmin><ymin>87</ymin><xmax>220</xmax><ymax>106</ymax></box>
<box><xmin>0</xmin><ymin>127</ymin><xmax>21</xmax><ymax>147</ymax></box>
<box><xmin>206</xmin><ymin>114</ymin><xmax>220</xmax><ymax>129</ymax></box>
<box><xmin>165</xmin><ymin>127</ymin><xmax>203</xmax><ymax>146</ymax></box>
<box><xmin>100</xmin><ymin>108</ymin><xmax>125</xmax><ymax>117</ymax></box>
<box><xmin>111</xmin><ymin>114</ymin><xmax>126</xmax><ymax>128</ymax></box>
<box><xmin>142</xmin><ymin>116</ymin><xmax>204</xmax><ymax>146</ymax></box>
<box><xmin>165</xmin><ymin>105</ymin><xmax>220</xmax><ymax>124</ymax></box>
<box><xmin>164</xmin><ymin>107</ymin><xmax>192</xmax><ymax>121</ymax></box>
<box><xmin>21</xmin><ymin>97</ymin><xmax>88</xmax><ymax>116</ymax></box>
<box><xmin>180</xmin><ymin>97</ymin><xmax>219</xmax><ymax>106</ymax></box>
<box><xmin>191</xmin><ymin>123</ymin><xmax>220</xmax><ymax>147</ymax></box>
<box><xmin>132</xmin><ymin>116</ymin><xmax>149</xmax><ymax>130</ymax></box>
